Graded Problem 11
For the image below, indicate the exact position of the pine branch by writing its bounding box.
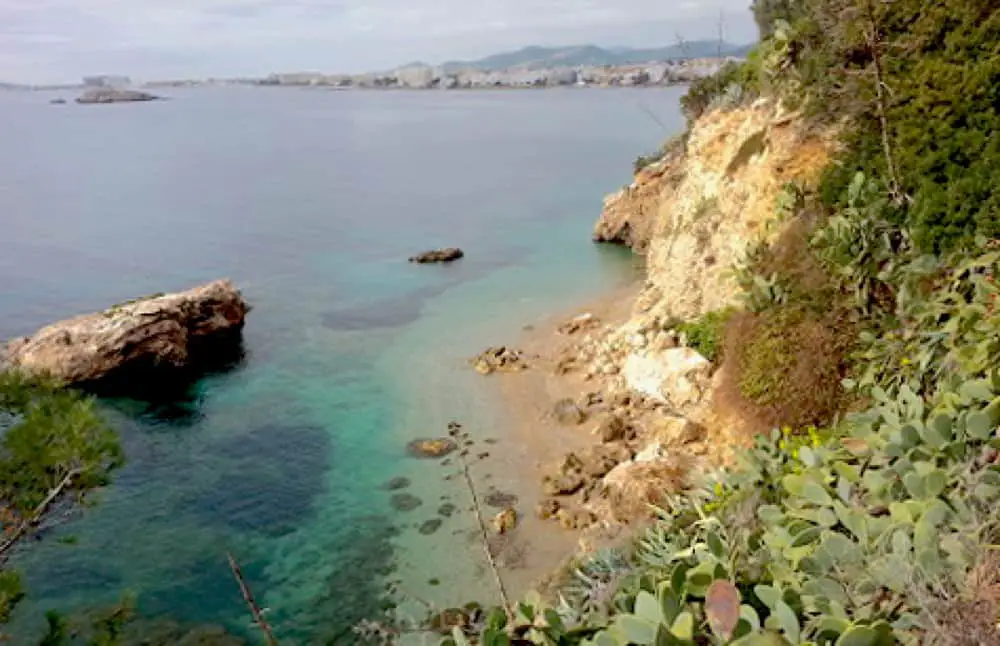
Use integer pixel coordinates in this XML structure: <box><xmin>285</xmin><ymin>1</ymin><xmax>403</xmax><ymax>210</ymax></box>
<box><xmin>227</xmin><ymin>552</ymin><xmax>279</xmax><ymax>645</ymax></box>
<box><xmin>0</xmin><ymin>468</ymin><xmax>79</xmax><ymax>565</ymax></box>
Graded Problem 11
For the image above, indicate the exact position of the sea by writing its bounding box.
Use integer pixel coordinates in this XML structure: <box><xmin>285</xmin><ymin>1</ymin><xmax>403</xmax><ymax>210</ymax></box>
<box><xmin>0</xmin><ymin>86</ymin><xmax>685</xmax><ymax>643</ymax></box>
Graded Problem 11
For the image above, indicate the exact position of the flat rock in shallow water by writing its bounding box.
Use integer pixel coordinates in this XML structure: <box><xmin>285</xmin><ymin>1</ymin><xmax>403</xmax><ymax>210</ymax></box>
<box><xmin>2</xmin><ymin>280</ymin><xmax>248</xmax><ymax>387</ymax></box>
<box><xmin>419</xmin><ymin>518</ymin><xmax>443</xmax><ymax>535</ymax></box>
<box><xmin>484</xmin><ymin>490</ymin><xmax>518</xmax><ymax>508</ymax></box>
<box><xmin>390</xmin><ymin>493</ymin><xmax>423</xmax><ymax>512</ymax></box>
<box><xmin>382</xmin><ymin>477</ymin><xmax>411</xmax><ymax>491</ymax></box>
<box><xmin>406</xmin><ymin>438</ymin><xmax>458</xmax><ymax>459</ymax></box>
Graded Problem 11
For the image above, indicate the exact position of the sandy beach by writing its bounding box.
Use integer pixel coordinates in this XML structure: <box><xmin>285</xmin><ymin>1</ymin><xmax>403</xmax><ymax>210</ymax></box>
<box><xmin>467</xmin><ymin>279</ymin><xmax>644</xmax><ymax>598</ymax></box>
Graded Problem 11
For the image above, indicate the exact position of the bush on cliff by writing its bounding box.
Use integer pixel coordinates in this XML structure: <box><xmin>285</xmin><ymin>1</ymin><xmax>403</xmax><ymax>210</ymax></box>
<box><xmin>676</xmin><ymin>308</ymin><xmax>733</xmax><ymax>364</ymax></box>
<box><xmin>680</xmin><ymin>60</ymin><xmax>760</xmax><ymax>123</ymax></box>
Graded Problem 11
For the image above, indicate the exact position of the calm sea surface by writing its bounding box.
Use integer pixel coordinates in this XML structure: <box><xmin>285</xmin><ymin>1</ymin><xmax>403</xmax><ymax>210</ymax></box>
<box><xmin>0</xmin><ymin>86</ymin><xmax>685</xmax><ymax>642</ymax></box>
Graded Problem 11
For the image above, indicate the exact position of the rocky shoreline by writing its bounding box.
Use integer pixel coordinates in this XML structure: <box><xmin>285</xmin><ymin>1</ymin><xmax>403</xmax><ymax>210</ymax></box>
<box><xmin>462</xmin><ymin>99</ymin><xmax>839</xmax><ymax>593</ymax></box>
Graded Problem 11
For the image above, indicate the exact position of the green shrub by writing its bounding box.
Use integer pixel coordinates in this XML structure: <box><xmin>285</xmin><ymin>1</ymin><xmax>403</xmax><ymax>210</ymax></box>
<box><xmin>680</xmin><ymin>61</ymin><xmax>760</xmax><ymax>123</ymax></box>
<box><xmin>677</xmin><ymin>308</ymin><xmax>734</xmax><ymax>363</ymax></box>
<box><xmin>723</xmin><ymin>304</ymin><xmax>855</xmax><ymax>433</ymax></box>
<box><xmin>633</xmin><ymin>152</ymin><xmax>663</xmax><ymax>175</ymax></box>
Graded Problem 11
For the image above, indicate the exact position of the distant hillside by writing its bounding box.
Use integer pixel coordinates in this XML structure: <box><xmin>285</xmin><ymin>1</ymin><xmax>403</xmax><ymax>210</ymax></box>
<box><xmin>440</xmin><ymin>41</ymin><xmax>753</xmax><ymax>72</ymax></box>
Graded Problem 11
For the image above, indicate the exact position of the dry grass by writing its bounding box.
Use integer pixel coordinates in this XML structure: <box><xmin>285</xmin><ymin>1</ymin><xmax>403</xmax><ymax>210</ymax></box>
<box><xmin>921</xmin><ymin>549</ymin><xmax>1000</xmax><ymax>645</ymax></box>
<box><xmin>718</xmin><ymin>305</ymin><xmax>855</xmax><ymax>434</ymax></box>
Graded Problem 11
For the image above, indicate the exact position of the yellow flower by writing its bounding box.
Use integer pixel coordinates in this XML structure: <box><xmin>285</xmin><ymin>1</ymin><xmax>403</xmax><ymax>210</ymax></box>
<box><xmin>902</xmin><ymin>358</ymin><xmax>911</xmax><ymax>366</ymax></box>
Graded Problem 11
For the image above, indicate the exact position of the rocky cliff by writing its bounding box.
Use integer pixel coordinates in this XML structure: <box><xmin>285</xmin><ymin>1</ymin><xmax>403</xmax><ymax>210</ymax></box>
<box><xmin>596</xmin><ymin>99</ymin><xmax>835</xmax><ymax>321</ymax></box>
<box><xmin>535</xmin><ymin>101</ymin><xmax>838</xmax><ymax>530</ymax></box>
<box><xmin>2</xmin><ymin>280</ymin><xmax>248</xmax><ymax>387</ymax></box>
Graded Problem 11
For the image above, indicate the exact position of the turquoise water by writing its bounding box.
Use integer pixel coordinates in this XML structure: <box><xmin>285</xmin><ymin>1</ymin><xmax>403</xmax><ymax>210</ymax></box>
<box><xmin>0</xmin><ymin>87</ymin><xmax>685</xmax><ymax>642</ymax></box>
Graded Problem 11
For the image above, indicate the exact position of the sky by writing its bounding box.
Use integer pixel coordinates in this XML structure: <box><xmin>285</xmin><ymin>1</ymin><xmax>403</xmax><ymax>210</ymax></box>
<box><xmin>0</xmin><ymin>0</ymin><xmax>757</xmax><ymax>85</ymax></box>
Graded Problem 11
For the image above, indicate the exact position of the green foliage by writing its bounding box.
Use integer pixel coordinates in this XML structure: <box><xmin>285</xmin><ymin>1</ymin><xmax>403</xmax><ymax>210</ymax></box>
<box><xmin>787</xmin><ymin>0</ymin><xmax>1000</xmax><ymax>253</ymax></box>
<box><xmin>750</xmin><ymin>0</ymin><xmax>808</xmax><ymax>39</ymax></box>
<box><xmin>0</xmin><ymin>371</ymin><xmax>122</xmax><ymax>630</ymax></box>
<box><xmin>681</xmin><ymin>61</ymin><xmax>761</xmax><ymax>123</ymax></box>
<box><xmin>0</xmin><ymin>571</ymin><xmax>22</xmax><ymax>625</ymax></box>
<box><xmin>811</xmin><ymin>173</ymin><xmax>908</xmax><ymax>314</ymax></box>
<box><xmin>0</xmin><ymin>371</ymin><xmax>123</xmax><ymax>518</ymax></box>
<box><xmin>634</xmin><ymin>152</ymin><xmax>664</xmax><ymax>175</ymax></box>
<box><xmin>677</xmin><ymin>309</ymin><xmax>734</xmax><ymax>363</ymax></box>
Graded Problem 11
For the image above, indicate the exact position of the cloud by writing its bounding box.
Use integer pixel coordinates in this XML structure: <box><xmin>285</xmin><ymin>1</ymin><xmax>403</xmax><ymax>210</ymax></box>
<box><xmin>0</xmin><ymin>0</ymin><xmax>755</xmax><ymax>83</ymax></box>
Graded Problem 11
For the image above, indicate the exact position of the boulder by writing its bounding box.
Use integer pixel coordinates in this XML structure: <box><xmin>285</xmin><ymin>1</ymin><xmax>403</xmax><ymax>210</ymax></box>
<box><xmin>471</xmin><ymin>346</ymin><xmax>527</xmax><ymax>375</ymax></box>
<box><xmin>578</xmin><ymin>444</ymin><xmax>633</xmax><ymax>479</ymax></box>
<box><xmin>406</xmin><ymin>438</ymin><xmax>458</xmax><ymax>459</ymax></box>
<box><xmin>536</xmin><ymin>498</ymin><xmax>561</xmax><ymax>520</ymax></box>
<box><xmin>558</xmin><ymin>313</ymin><xmax>599</xmax><ymax>335</ymax></box>
<box><xmin>492</xmin><ymin>508</ymin><xmax>517</xmax><ymax>534</ymax></box>
<box><xmin>556</xmin><ymin>507</ymin><xmax>597</xmax><ymax>530</ymax></box>
<box><xmin>408</xmin><ymin>248</ymin><xmax>464</xmax><ymax>264</ymax></box>
<box><xmin>596</xmin><ymin>415</ymin><xmax>635</xmax><ymax>443</ymax></box>
<box><xmin>2</xmin><ymin>280</ymin><xmax>248</xmax><ymax>387</ymax></box>
<box><xmin>622</xmin><ymin>347</ymin><xmax>712</xmax><ymax>412</ymax></box>
<box><xmin>542</xmin><ymin>473</ymin><xmax>585</xmax><ymax>496</ymax></box>
<box><xmin>76</xmin><ymin>88</ymin><xmax>161</xmax><ymax>104</ymax></box>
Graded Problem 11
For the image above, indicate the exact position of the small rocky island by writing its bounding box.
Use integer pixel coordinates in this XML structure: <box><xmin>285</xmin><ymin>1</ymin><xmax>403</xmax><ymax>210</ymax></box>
<box><xmin>76</xmin><ymin>88</ymin><xmax>161</xmax><ymax>104</ymax></box>
<box><xmin>408</xmin><ymin>248</ymin><xmax>464</xmax><ymax>264</ymax></box>
<box><xmin>1</xmin><ymin>280</ymin><xmax>248</xmax><ymax>386</ymax></box>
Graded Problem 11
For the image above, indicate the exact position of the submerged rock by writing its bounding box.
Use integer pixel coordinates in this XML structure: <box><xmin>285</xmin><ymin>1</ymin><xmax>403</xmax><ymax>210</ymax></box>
<box><xmin>382</xmin><ymin>477</ymin><xmax>412</xmax><ymax>491</ymax></box>
<box><xmin>408</xmin><ymin>248</ymin><xmax>464</xmax><ymax>264</ymax></box>
<box><xmin>483</xmin><ymin>490</ymin><xmax>518</xmax><ymax>509</ymax></box>
<box><xmin>390</xmin><ymin>493</ymin><xmax>423</xmax><ymax>512</ymax></box>
<box><xmin>419</xmin><ymin>518</ymin><xmax>443</xmax><ymax>535</ymax></box>
<box><xmin>437</xmin><ymin>503</ymin><xmax>457</xmax><ymax>517</ymax></box>
<box><xmin>2</xmin><ymin>280</ymin><xmax>248</xmax><ymax>387</ymax></box>
<box><xmin>406</xmin><ymin>438</ymin><xmax>458</xmax><ymax>459</ymax></box>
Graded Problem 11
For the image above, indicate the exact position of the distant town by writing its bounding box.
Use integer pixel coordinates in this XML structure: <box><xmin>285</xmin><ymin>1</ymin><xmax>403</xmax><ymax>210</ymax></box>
<box><xmin>1</xmin><ymin>42</ymin><xmax>752</xmax><ymax>92</ymax></box>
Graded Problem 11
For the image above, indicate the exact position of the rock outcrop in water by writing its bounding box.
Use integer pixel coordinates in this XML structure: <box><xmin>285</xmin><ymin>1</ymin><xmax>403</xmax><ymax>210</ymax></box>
<box><xmin>76</xmin><ymin>88</ymin><xmax>161</xmax><ymax>104</ymax></box>
<box><xmin>1</xmin><ymin>280</ymin><xmax>248</xmax><ymax>386</ymax></box>
<box><xmin>408</xmin><ymin>248</ymin><xmax>464</xmax><ymax>264</ymax></box>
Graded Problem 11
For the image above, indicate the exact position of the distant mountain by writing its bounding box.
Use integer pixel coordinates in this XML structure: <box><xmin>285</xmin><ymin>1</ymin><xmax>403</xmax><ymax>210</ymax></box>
<box><xmin>439</xmin><ymin>41</ymin><xmax>753</xmax><ymax>72</ymax></box>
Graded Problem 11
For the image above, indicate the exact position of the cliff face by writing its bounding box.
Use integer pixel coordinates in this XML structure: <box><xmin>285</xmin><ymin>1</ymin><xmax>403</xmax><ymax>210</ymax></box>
<box><xmin>547</xmin><ymin>101</ymin><xmax>839</xmax><ymax>525</ymax></box>
<box><xmin>596</xmin><ymin>100</ymin><xmax>836</xmax><ymax>321</ymax></box>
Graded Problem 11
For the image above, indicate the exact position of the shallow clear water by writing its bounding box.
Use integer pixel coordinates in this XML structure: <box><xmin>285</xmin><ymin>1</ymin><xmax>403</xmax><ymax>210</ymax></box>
<box><xmin>0</xmin><ymin>86</ymin><xmax>685</xmax><ymax>642</ymax></box>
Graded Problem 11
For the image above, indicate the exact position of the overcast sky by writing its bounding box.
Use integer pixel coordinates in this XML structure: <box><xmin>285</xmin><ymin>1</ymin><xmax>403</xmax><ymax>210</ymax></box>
<box><xmin>0</xmin><ymin>0</ymin><xmax>756</xmax><ymax>84</ymax></box>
